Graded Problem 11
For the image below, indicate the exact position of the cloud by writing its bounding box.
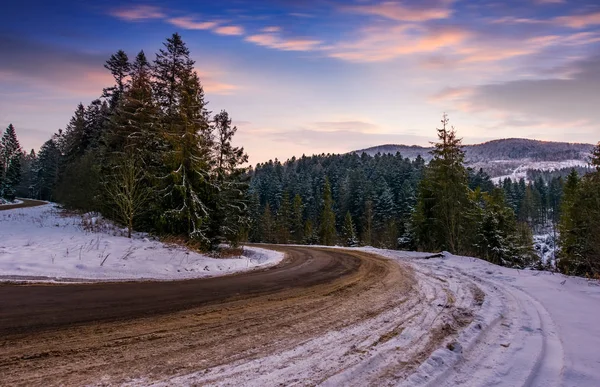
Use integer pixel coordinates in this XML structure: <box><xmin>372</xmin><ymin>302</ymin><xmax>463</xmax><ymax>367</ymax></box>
<box><xmin>214</xmin><ymin>25</ymin><xmax>245</xmax><ymax>36</ymax></box>
<box><xmin>167</xmin><ymin>16</ymin><xmax>218</xmax><ymax>30</ymax></box>
<box><xmin>310</xmin><ymin>121</ymin><xmax>381</xmax><ymax>133</ymax></box>
<box><xmin>343</xmin><ymin>0</ymin><xmax>453</xmax><ymax>22</ymax></box>
<box><xmin>0</xmin><ymin>35</ymin><xmax>110</xmax><ymax>95</ymax></box>
<box><xmin>556</xmin><ymin>12</ymin><xmax>600</xmax><ymax>28</ymax></box>
<box><xmin>110</xmin><ymin>5</ymin><xmax>165</xmax><ymax>21</ymax></box>
<box><xmin>262</xmin><ymin>26</ymin><xmax>281</xmax><ymax>33</ymax></box>
<box><xmin>328</xmin><ymin>25</ymin><xmax>469</xmax><ymax>62</ymax></box>
<box><xmin>442</xmin><ymin>55</ymin><xmax>600</xmax><ymax>129</ymax></box>
<box><xmin>246</xmin><ymin>33</ymin><xmax>322</xmax><ymax>51</ymax></box>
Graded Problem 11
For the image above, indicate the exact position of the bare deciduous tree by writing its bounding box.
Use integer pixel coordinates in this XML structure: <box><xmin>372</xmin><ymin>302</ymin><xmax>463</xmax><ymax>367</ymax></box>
<box><xmin>105</xmin><ymin>157</ymin><xmax>151</xmax><ymax>238</ymax></box>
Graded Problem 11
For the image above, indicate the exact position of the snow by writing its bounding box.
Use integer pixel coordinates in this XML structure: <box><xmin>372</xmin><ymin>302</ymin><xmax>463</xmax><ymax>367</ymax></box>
<box><xmin>0</xmin><ymin>198</ymin><xmax>23</xmax><ymax>206</ymax></box>
<box><xmin>362</xmin><ymin>248</ymin><xmax>600</xmax><ymax>387</ymax></box>
<box><xmin>141</xmin><ymin>246</ymin><xmax>600</xmax><ymax>386</ymax></box>
<box><xmin>490</xmin><ymin>159</ymin><xmax>588</xmax><ymax>183</ymax></box>
<box><xmin>0</xmin><ymin>204</ymin><xmax>283</xmax><ymax>282</ymax></box>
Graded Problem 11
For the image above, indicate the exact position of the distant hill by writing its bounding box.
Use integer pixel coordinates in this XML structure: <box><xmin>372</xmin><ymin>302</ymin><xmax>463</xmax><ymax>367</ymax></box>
<box><xmin>354</xmin><ymin>138</ymin><xmax>595</xmax><ymax>181</ymax></box>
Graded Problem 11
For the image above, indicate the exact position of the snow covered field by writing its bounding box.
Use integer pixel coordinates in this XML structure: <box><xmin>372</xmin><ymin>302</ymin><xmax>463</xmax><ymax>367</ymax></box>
<box><xmin>0</xmin><ymin>204</ymin><xmax>283</xmax><ymax>282</ymax></box>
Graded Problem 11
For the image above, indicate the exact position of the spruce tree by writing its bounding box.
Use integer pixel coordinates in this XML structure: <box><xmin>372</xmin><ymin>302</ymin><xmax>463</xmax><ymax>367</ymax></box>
<box><xmin>35</xmin><ymin>138</ymin><xmax>61</xmax><ymax>200</ymax></box>
<box><xmin>319</xmin><ymin>177</ymin><xmax>336</xmax><ymax>245</ymax></box>
<box><xmin>209</xmin><ymin>110</ymin><xmax>249</xmax><ymax>247</ymax></box>
<box><xmin>412</xmin><ymin>114</ymin><xmax>472</xmax><ymax>253</ymax></box>
<box><xmin>291</xmin><ymin>194</ymin><xmax>304</xmax><ymax>243</ymax></box>
<box><xmin>1</xmin><ymin>124</ymin><xmax>23</xmax><ymax>200</ymax></box>
<box><xmin>153</xmin><ymin>33</ymin><xmax>214</xmax><ymax>242</ymax></box>
<box><xmin>342</xmin><ymin>211</ymin><xmax>358</xmax><ymax>247</ymax></box>
<box><xmin>103</xmin><ymin>50</ymin><xmax>131</xmax><ymax>110</ymax></box>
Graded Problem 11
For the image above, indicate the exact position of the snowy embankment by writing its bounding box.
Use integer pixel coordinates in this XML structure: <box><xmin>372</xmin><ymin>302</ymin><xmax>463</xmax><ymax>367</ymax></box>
<box><xmin>0</xmin><ymin>204</ymin><xmax>283</xmax><ymax>282</ymax></box>
<box><xmin>361</xmin><ymin>247</ymin><xmax>600</xmax><ymax>387</ymax></box>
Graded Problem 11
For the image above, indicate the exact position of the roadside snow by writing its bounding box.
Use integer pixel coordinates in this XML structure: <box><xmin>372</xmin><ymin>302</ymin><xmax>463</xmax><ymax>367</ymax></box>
<box><xmin>0</xmin><ymin>204</ymin><xmax>283</xmax><ymax>282</ymax></box>
<box><xmin>368</xmin><ymin>248</ymin><xmax>600</xmax><ymax>387</ymax></box>
<box><xmin>0</xmin><ymin>198</ymin><xmax>23</xmax><ymax>206</ymax></box>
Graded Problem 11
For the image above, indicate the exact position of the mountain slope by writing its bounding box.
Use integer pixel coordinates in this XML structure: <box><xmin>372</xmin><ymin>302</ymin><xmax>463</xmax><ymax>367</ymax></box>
<box><xmin>354</xmin><ymin>138</ymin><xmax>594</xmax><ymax>180</ymax></box>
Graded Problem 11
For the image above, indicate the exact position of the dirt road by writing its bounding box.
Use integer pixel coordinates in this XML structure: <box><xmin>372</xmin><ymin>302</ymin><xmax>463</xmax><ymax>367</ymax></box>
<box><xmin>0</xmin><ymin>246</ymin><xmax>481</xmax><ymax>386</ymax></box>
<box><xmin>0</xmin><ymin>199</ymin><xmax>47</xmax><ymax>211</ymax></box>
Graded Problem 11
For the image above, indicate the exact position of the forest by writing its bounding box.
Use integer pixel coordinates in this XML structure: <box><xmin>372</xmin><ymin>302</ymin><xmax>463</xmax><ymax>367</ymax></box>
<box><xmin>0</xmin><ymin>33</ymin><xmax>248</xmax><ymax>249</ymax></box>
<box><xmin>1</xmin><ymin>34</ymin><xmax>599</xmax><ymax>276</ymax></box>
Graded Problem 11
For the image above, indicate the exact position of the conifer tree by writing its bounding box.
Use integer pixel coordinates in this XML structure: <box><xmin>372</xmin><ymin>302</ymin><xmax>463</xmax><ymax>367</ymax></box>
<box><xmin>412</xmin><ymin>114</ymin><xmax>471</xmax><ymax>253</ymax></box>
<box><xmin>275</xmin><ymin>191</ymin><xmax>291</xmax><ymax>243</ymax></box>
<box><xmin>1</xmin><ymin>124</ymin><xmax>23</xmax><ymax>200</ymax></box>
<box><xmin>291</xmin><ymin>194</ymin><xmax>304</xmax><ymax>243</ymax></box>
<box><xmin>153</xmin><ymin>33</ymin><xmax>213</xmax><ymax>242</ymax></box>
<box><xmin>209</xmin><ymin>110</ymin><xmax>249</xmax><ymax>247</ymax></box>
<box><xmin>319</xmin><ymin>177</ymin><xmax>336</xmax><ymax>245</ymax></box>
<box><xmin>103</xmin><ymin>50</ymin><xmax>131</xmax><ymax>110</ymax></box>
<box><xmin>342</xmin><ymin>211</ymin><xmax>358</xmax><ymax>247</ymax></box>
<box><xmin>35</xmin><ymin>138</ymin><xmax>61</xmax><ymax>200</ymax></box>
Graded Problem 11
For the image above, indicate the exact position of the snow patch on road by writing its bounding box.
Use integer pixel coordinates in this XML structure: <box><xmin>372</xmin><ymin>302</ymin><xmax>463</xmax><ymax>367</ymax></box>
<box><xmin>0</xmin><ymin>204</ymin><xmax>283</xmax><ymax>282</ymax></box>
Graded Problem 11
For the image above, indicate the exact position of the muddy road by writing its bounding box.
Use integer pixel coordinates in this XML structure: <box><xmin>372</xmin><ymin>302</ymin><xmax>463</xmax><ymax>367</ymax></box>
<box><xmin>0</xmin><ymin>246</ymin><xmax>412</xmax><ymax>385</ymax></box>
<box><xmin>0</xmin><ymin>246</ymin><xmax>482</xmax><ymax>386</ymax></box>
<box><xmin>0</xmin><ymin>199</ymin><xmax>46</xmax><ymax>211</ymax></box>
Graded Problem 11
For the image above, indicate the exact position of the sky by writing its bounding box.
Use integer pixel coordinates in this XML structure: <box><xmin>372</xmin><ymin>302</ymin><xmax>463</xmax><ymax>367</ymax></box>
<box><xmin>1</xmin><ymin>0</ymin><xmax>599</xmax><ymax>164</ymax></box>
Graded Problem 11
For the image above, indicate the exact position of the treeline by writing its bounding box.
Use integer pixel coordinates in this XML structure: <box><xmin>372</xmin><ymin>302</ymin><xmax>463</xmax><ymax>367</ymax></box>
<box><xmin>248</xmin><ymin>152</ymin><xmax>426</xmax><ymax>248</ymax></box>
<box><xmin>249</xmin><ymin>115</ymin><xmax>538</xmax><ymax>267</ymax></box>
<box><xmin>2</xmin><ymin>34</ymin><xmax>248</xmax><ymax>248</ymax></box>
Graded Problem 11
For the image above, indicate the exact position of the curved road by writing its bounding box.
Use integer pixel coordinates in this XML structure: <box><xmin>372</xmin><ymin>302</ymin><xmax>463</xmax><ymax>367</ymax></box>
<box><xmin>0</xmin><ymin>246</ymin><xmax>420</xmax><ymax>386</ymax></box>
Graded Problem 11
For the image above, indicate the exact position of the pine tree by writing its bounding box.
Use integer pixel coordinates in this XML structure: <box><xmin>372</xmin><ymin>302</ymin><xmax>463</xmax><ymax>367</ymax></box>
<box><xmin>361</xmin><ymin>199</ymin><xmax>374</xmax><ymax>246</ymax></box>
<box><xmin>319</xmin><ymin>177</ymin><xmax>336</xmax><ymax>245</ymax></box>
<box><xmin>412</xmin><ymin>114</ymin><xmax>472</xmax><ymax>253</ymax></box>
<box><xmin>153</xmin><ymin>33</ymin><xmax>214</xmax><ymax>242</ymax></box>
<box><xmin>261</xmin><ymin>203</ymin><xmax>275</xmax><ymax>243</ymax></box>
<box><xmin>1</xmin><ymin>124</ymin><xmax>23</xmax><ymax>200</ymax></box>
<box><xmin>103</xmin><ymin>50</ymin><xmax>131</xmax><ymax>110</ymax></box>
<box><xmin>291</xmin><ymin>194</ymin><xmax>304</xmax><ymax>243</ymax></box>
<box><xmin>209</xmin><ymin>110</ymin><xmax>249</xmax><ymax>247</ymax></box>
<box><xmin>342</xmin><ymin>211</ymin><xmax>358</xmax><ymax>247</ymax></box>
<box><xmin>35</xmin><ymin>138</ymin><xmax>61</xmax><ymax>200</ymax></box>
<box><xmin>275</xmin><ymin>191</ymin><xmax>291</xmax><ymax>243</ymax></box>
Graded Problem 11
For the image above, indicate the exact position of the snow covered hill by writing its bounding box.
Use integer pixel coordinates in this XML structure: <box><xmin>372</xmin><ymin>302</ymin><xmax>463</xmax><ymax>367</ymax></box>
<box><xmin>0</xmin><ymin>204</ymin><xmax>283</xmax><ymax>282</ymax></box>
<box><xmin>355</xmin><ymin>138</ymin><xmax>594</xmax><ymax>180</ymax></box>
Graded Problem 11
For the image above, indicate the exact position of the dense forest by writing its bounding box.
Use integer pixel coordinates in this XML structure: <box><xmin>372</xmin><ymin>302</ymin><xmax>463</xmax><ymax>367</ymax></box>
<box><xmin>1</xmin><ymin>34</ymin><xmax>599</xmax><ymax>277</ymax></box>
<box><xmin>0</xmin><ymin>34</ymin><xmax>248</xmax><ymax>249</ymax></box>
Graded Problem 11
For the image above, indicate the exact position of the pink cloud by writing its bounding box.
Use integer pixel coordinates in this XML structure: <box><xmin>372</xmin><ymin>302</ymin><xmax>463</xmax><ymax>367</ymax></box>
<box><xmin>344</xmin><ymin>1</ymin><xmax>453</xmax><ymax>22</ymax></box>
<box><xmin>329</xmin><ymin>25</ymin><xmax>468</xmax><ymax>62</ymax></box>
<box><xmin>556</xmin><ymin>12</ymin><xmax>600</xmax><ymax>28</ymax></box>
<box><xmin>167</xmin><ymin>17</ymin><xmax>218</xmax><ymax>30</ymax></box>
<box><xmin>246</xmin><ymin>33</ymin><xmax>322</xmax><ymax>51</ymax></box>
<box><xmin>214</xmin><ymin>25</ymin><xmax>245</xmax><ymax>36</ymax></box>
<box><xmin>262</xmin><ymin>26</ymin><xmax>281</xmax><ymax>33</ymax></box>
<box><xmin>110</xmin><ymin>5</ymin><xmax>165</xmax><ymax>21</ymax></box>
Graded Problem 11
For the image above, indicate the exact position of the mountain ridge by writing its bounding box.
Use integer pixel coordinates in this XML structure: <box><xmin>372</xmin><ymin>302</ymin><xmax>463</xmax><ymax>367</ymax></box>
<box><xmin>354</xmin><ymin>138</ymin><xmax>595</xmax><ymax>180</ymax></box>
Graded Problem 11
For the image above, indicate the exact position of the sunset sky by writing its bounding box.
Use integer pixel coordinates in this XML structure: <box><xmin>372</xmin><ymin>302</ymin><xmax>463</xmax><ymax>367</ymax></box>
<box><xmin>1</xmin><ymin>0</ymin><xmax>599</xmax><ymax>164</ymax></box>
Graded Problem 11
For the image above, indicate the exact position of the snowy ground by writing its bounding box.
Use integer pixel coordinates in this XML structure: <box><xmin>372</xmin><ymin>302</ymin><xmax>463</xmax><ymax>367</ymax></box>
<box><xmin>0</xmin><ymin>198</ymin><xmax>23</xmax><ymax>206</ymax></box>
<box><xmin>489</xmin><ymin>159</ymin><xmax>588</xmax><ymax>183</ymax></box>
<box><xmin>362</xmin><ymin>247</ymin><xmax>600</xmax><ymax>386</ymax></box>
<box><xmin>0</xmin><ymin>204</ymin><xmax>283</xmax><ymax>282</ymax></box>
<box><xmin>149</xmin><ymin>246</ymin><xmax>600</xmax><ymax>386</ymax></box>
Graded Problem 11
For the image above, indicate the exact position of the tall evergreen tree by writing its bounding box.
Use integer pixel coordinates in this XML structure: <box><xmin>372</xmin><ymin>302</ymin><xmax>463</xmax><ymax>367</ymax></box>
<box><xmin>412</xmin><ymin>114</ymin><xmax>471</xmax><ymax>253</ymax></box>
<box><xmin>103</xmin><ymin>50</ymin><xmax>131</xmax><ymax>110</ymax></box>
<box><xmin>1</xmin><ymin>124</ymin><xmax>23</xmax><ymax>200</ymax></box>
<box><xmin>153</xmin><ymin>33</ymin><xmax>214</xmax><ymax>242</ymax></box>
<box><xmin>342</xmin><ymin>211</ymin><xmax>358</xmax><ymax>247</ymax></box>
<box><xmin>319</xmin><ymin>177</ymin><xmax>336</xmax><ymax>245</ymax></box>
